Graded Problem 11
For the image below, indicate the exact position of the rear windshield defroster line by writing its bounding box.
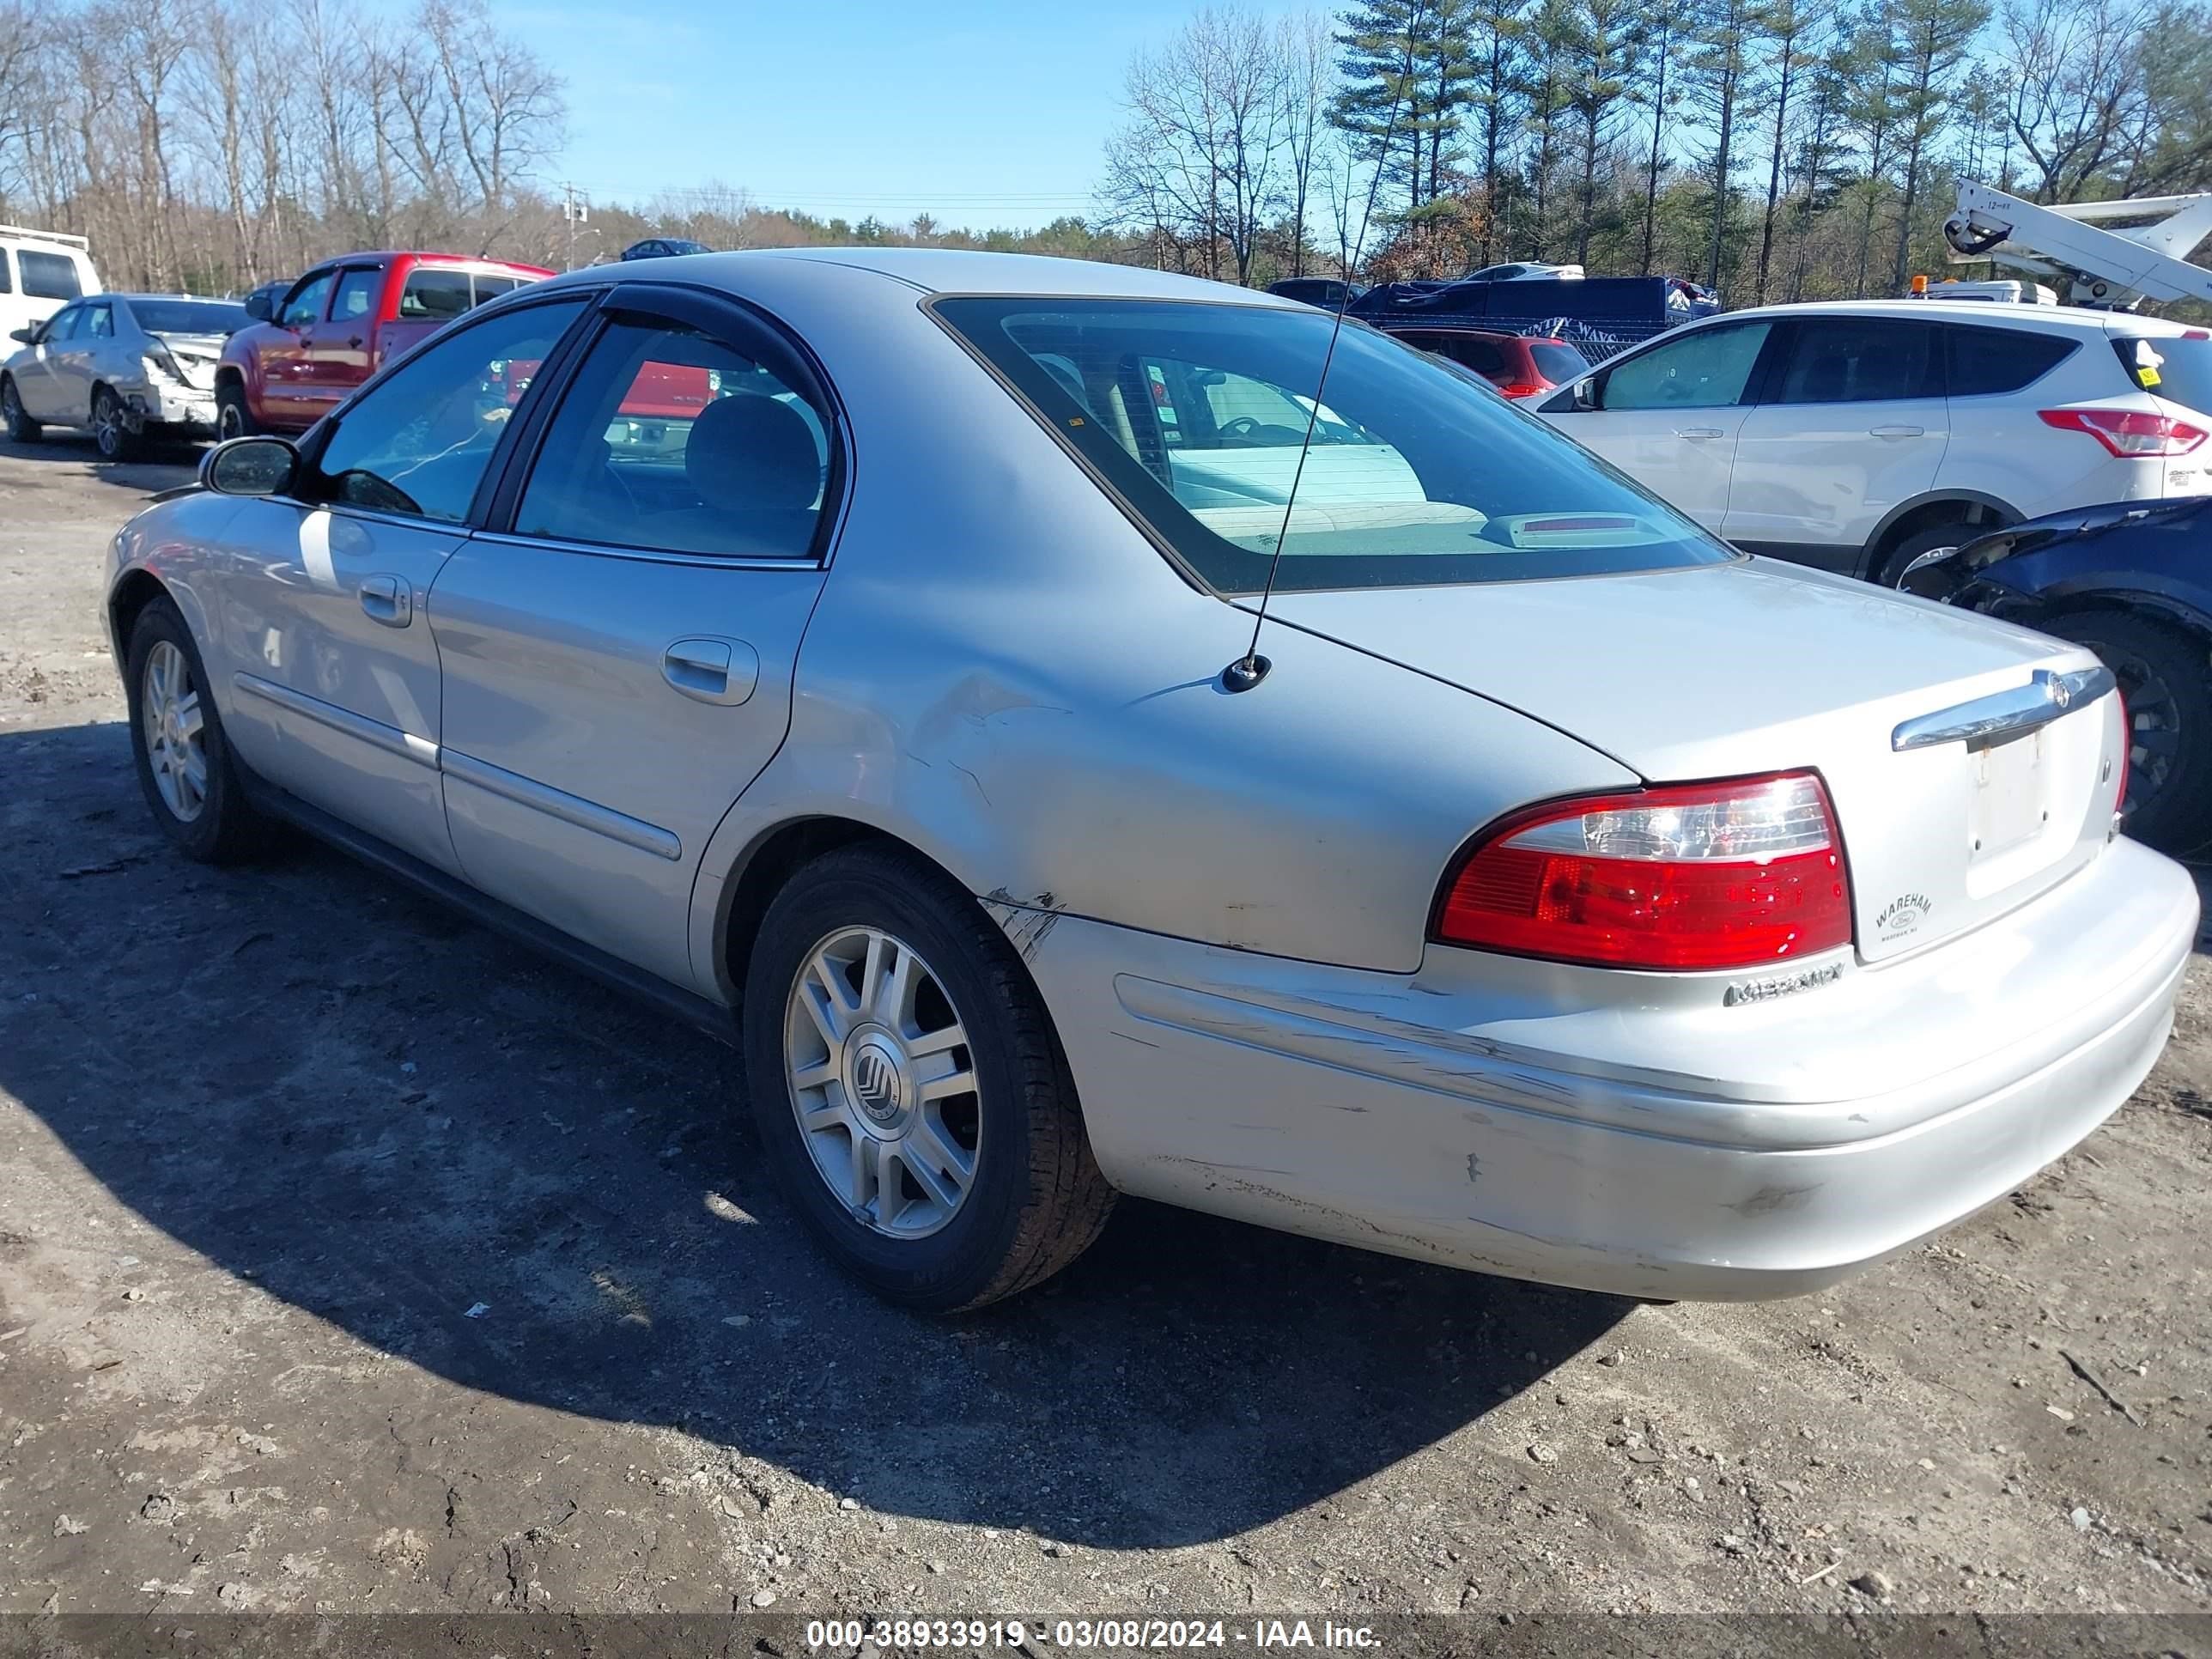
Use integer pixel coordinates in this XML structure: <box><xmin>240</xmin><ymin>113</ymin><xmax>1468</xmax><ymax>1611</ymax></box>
<box><xmin>931</xmin><ymin>295</ymin><xmax>1734</xmax><ymax>595</ymax></box>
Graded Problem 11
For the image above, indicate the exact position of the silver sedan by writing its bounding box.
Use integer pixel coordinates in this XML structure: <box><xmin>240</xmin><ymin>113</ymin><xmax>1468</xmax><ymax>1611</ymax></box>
<box><xmin>100</xmin><ymin>250</ymin><xmax>2196</xmax><ymax>1311</ymax></box>
<box><xmin>4</xmin><ymin>292</ymin><xmax>246</xmax><ymax>459</ymax></box>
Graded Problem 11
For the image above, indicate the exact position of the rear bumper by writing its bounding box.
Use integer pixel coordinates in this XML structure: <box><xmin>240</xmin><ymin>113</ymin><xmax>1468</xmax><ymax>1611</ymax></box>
<box><xmin>1019</xmin><ymin>837</ymin><xmax>2196</xmax><ymax>1300</ymax></box>
<box><xmin>128</xmin><ymin>383</ymin><xmax>218</xmax><ymax>432</ymax></box>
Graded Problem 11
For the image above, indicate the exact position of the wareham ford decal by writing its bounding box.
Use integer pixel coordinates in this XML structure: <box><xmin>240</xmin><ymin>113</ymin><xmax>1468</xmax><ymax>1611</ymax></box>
<box><xmin>1723</xmin><ymin>963</ymin><xmax>1844</xmax><ymax>1006</ymax></box>
<box><xmin>1877</xmin><ymin>893</ymin><xmax>1935</xmax><ymax>939</ymax></box>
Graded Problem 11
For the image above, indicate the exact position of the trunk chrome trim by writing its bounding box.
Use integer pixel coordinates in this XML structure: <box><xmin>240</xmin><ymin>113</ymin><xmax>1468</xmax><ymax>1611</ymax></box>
<box><xmin>441</xmin><ymin>748</ymin><xmax>684</xmax><ymax>861</ymax></box>
<box><xmin>232</xmin><ymin>672</ymin><xmax>439</xmax><ymax>768</ymax></box>
<box><xmin>1890</xmin><ymin>665</ymin><xmax>2117</xmax><ymax>752</ymax></box>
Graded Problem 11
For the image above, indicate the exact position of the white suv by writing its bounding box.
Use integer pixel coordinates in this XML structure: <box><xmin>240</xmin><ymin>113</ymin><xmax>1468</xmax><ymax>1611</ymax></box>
<box><xmin>1538</xmin><ymin>300</ymin><xmax>2212</xmax><ymax>585</ymax></box>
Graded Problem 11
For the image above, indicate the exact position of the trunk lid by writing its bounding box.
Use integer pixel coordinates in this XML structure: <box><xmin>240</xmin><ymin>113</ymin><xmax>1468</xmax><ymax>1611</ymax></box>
<box><xmin>150</xmin><ymin>330</ymin><xmax>227</xmax><ymax>389</ymax></box>
<box><xmin>1268</xmin><ymin>557</ymin><xmax>2129</xmax><ymax>963</ymax></box>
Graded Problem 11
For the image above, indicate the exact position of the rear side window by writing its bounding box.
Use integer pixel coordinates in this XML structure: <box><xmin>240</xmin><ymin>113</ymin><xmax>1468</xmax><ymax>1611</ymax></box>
<box><xmin>1946</xmin><ymin>326</ymin><xmax>2075</xmax><ymax>396</ymax></box>
<box><xmin>20</xmin><ymin>250</ymin><xmax>82</xmax><ymax>301</ymax></box>
<box><xmin>399</xmin><ymin>267</ymin><xmax>474</xmax><ymax>322</ymax></box>
<box><xmin>2113</xmin><ymin>333</ymin><xmax>2212</xmax><ymax>415</ymax></box>
<box><xmin>514</xmin><ymin>317</ymin><xmax>831</xmax><ymax>560</ymax></box>
<box><xmin>1528</xmin><ymin>343</ymin><xmax>1589</xmax><ymax>384</ymax></box>
<box><xmin>1772</xmin><ymin>319</ymin><xmax>1938</xmax><ymax>404</ymax></box>
<box><xmin>1437</xmin><ymin>337</ymin><xmax>1508</xmax><ymax>377</ymax></box>
<box><xmin>935</xmin><ymin>295</ymin><xmax>1731</xmax><ymax>593</ymax></box>
<box><xmin>475</xmin><ymin>275</ymin><xmax>524</xmax><ymax>301</ymax></box>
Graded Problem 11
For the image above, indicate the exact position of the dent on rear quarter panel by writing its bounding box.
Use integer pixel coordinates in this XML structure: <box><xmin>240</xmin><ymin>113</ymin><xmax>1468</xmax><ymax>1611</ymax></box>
<box><xmin>679</xmin><ymin>257</ymin><xmax>1636</xmax><ymax>987</ymax></box>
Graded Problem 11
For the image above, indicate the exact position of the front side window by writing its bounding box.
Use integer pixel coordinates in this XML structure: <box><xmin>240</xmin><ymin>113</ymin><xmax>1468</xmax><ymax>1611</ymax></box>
<box><xmin>19</xmin><ymin>250</ymin><xmax>82</xmax><ymax>301</ymax></box>
<box><xmin>281</xmin><ymin>271</ymin><xmax>334</xmax><ymax>327</ymax></box>
<box><xmin>41</xmin><ymin>306</ymin><xmax>82</xmax><ymax>343</ymax></box>
<box><xmin>0</xmin><ymin>251</ymin><xmax>13</xmax><ymax>295</ymax></box>
<box><xmin>1771</xmin><ymin>319</ymin><xmax>1937</xmax><ymax>404</ymax></box>
<box><xmin>1600</xmin><ymin>323</ymin><xmax>1771</xmax><ymax>410</ymax></box>
<box><xmin>935</xmin><ymin>296</ymin><xmax>1730</xmax><ymax>593</ymax></box>
<box><xmin>307</xmin><ymin>298</ymin><xmax>588</xmax><ymax>522</ymax></box>
<box><xmin>331</xmin><ymin>267</ymin><xmax>382</xmax><ymax>322</ymax></box>
<box><xmin>514</xmin><ymin>317</ymin><xmax>831</xmax><ymax>559</ymax></box>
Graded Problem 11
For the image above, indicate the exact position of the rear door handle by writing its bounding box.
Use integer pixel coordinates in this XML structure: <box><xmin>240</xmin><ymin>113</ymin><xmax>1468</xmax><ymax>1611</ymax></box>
<box><xmin>1674</xmin><ymin>427</ymin><xmax>1725</xmax><ymax>440</ymax></box>
<box><xmin>1870</xmin><ymin>424</ymin><xmax>1926</xmax><ymax>438</ymax></box>
<box><xmin>360</xmin><ymin>574</ymin><xmax>412</xmax><ymax>627</ymax></box>
<box><xmin>662</xmin><ymin>636</ymin><xmax>758</xmax><ymax>706</ymax></box>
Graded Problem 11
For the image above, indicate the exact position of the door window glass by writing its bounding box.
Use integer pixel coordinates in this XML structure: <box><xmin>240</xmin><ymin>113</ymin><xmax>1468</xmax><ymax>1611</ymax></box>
<box><xmin>0</xmin><ymin>252</ymin><xmax>12</xmax><ymax>294</ymax></box>
<box><xmin>474</xmin><ymin>275</ymin><xmax>524</xmax><ymax>302</ymax></box>
<box><xmin>19</xmin><ymin>250</ymin><xmax>82</xmax><ymax>301</ymax></box>
<box><xmin>1772</xmin><ymin>319</ymin><xmax>1937</xmax><ymax>404</ymax></box>
<box><xmin>281</xmin><ymin>272</ymin><xmax>334</xmax><ymax>326</ymax></box>
<box><xmin>514</xmin><ymin>318</ymin><xmax>832</xmax><ymax>560</ymax></box>
<box><xmin>82</xmin><ymin>303</ymin><xmax>112</xmax><ymax>338</ymax></box>
<box><xmin>1600</xmin><ymin>323</ymin><xmax>1771</xmax><ymax>410</ymax></box>
<box><xmin>42</xmin><ymin>307</ymin><xmax>82</xmax><ymax>342</ymax></box>
<box><xmin>331</xmin><ymin>268</ymin><xmax>381</xmax><ymax>323</ymax></box>
<box><xmin>398</xmin><ymin>268</ymin><xmax>474</xmax><ymax>322</ymax></box>
<box><xmin>307</xmin><ymin>298</ymin><xmax>588</xmax><ymax>522</ymax></box>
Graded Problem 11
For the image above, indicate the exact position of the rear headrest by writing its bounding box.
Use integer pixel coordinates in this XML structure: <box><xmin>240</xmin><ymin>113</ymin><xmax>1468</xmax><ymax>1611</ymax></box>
<box><xmin>685</xmin><ymin>394</ymin><xmax>820</xmax><ymax>513</ymax></box>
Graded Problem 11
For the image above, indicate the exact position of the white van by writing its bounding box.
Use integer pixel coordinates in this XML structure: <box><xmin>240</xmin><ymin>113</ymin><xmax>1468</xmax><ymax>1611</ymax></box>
<box><xmin>1</xmin><ymin>227</ymin><xmax>101</xmax><ymax>343</ymax></box>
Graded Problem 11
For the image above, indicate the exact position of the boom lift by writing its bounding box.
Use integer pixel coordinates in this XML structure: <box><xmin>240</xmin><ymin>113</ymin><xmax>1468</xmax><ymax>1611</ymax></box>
<box><xmin>1942</xmin><ymin>182</ymin><xmax>2212</xmax><ymax>308</ymax></box>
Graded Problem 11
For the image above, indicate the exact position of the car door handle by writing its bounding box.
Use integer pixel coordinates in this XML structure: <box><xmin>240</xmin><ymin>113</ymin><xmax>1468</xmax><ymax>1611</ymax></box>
<box><xmin>347</xmin><ymin>336</ymin><xmax>363</xmax><ymax>349</ymax></box>
<box><xmin>360</xmin><ymin>574</ymin><xmax>412</xmax><ymax>627</ymax></box>
<box><xmin>662</xmin><ymin>636</ymin><xmax>758</xmax><ymax>706</ymax></box>
<box><xmin>1869</xmin><ymin>424</ymin><xmax>1925</xmax><ymax>438</ymax></box>
<box><xmin>1674</xmin><ymin>427</ymin><xmax>1726</xmax><ymax>440</ymax></box>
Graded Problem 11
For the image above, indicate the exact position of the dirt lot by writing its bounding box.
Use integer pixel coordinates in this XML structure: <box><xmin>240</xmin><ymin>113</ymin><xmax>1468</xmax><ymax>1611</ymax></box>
<box><xmin>3</xmin><ymin>434</ymin><xmax>2211</xmax><ymax>1632</ymax></box>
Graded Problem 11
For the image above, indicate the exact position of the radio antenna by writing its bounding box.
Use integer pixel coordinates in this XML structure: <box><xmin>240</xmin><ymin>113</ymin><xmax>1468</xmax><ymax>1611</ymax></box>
<box><xmin>1221</xmin><ymin>83</ymin><xmax>1410</xmax><ymax>693</ymax></box>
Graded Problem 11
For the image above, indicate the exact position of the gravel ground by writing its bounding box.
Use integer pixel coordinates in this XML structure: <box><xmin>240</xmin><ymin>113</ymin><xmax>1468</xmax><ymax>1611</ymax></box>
<box><xmin>3</xmin><ymin>434</ymin><xmax>2211</xmax><ymax>1629</ymax></box>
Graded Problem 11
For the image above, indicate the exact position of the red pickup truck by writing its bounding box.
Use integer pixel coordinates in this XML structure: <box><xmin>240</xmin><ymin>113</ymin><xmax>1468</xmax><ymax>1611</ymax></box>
<box><xmin>215</xmin><ymin>250</ymin><xmax>552</xmax><ymax>439</ymax></box>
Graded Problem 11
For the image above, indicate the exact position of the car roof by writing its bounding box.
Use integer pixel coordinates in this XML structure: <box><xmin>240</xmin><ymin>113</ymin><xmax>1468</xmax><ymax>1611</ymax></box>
<box><xmin>1712</xmin><ymin>298</ymin><xmax>2197</xmax><ymax>334</ymax></box>
<box><xmin>105</xmin><ymin>293</ymin><xmax>245</xmax><ymax>303</ymax></box>
<box><xmin>539</xmin><ymin>246</ymin><xmax>1299</xmax><ymax>307</ymax></box>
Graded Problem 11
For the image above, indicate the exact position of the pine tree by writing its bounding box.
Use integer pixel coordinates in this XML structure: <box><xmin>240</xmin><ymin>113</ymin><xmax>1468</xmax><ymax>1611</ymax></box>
<box><xmin>1886</xmin><ymin>0</ymin><xmax>1989</xmax><ymax>290</ymax></box>
<box><xmin>1686</xmin><ymin>0</ymin><xmax>1771</xmax><ymax>289</ymax></box>
<box><xmin>1629</xmin><ymin>0</ymin><xmax>1697</xmax><ymax>272</ymax></box>
<box><xmin>1465</xmin><ymin>0</ymin><xmax>1530</xmax><ymax>264</ymax></box>
<box><xmin>1566</xmin><ymin>0</ymin><xmax>1639</xmax><ymax>264</ymax></box>
<box><xmin>1753</xmin><ymin>0</ymin><xmax>1829</xmax><ymax>301</ymax></box>
<box><xmin>1521</xmin><ymin>0</ymin><xmax>1578</xmax><ymax>259</ymax></box>
<box><xmin>1334</xmin><ymin>0</ymin><xmax>1438</xmax><ymax>229</ymax></box>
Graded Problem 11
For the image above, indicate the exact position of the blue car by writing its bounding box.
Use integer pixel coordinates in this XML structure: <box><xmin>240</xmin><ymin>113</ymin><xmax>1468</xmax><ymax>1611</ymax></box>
<box><xmin>1931</xmin><ymin>496</ymin><xmax>2210</xmax><ymax>856</ymax></box>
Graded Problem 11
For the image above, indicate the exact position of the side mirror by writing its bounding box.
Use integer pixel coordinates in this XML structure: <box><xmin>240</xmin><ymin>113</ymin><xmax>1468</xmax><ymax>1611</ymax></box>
<box><xmin>243</xmin><ymin>291</ymin><xmax>274</xmax><ymax>322</ymax></box>
<box><xmin>200</xmin><ymin>434</ymin><xmax>299</xmax><ymax>497</ymax></box>
<box><xmin>1573</xmin><ymin>377</ymin><xmax>1599</xmax><ymax>411</ymax></box>
<box><xmin>8</xmin><ymin>326</ymin><xmax>33</xmax><ymax>345</ymax></box>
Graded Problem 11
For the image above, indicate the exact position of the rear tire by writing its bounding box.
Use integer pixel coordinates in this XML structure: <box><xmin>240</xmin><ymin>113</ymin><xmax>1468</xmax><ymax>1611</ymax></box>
<box><xmin>1</xmin><ymin>375</ymin><xmax>40</xmax><ymax>443</ymax></box>
<box><xmin>2041</xmin><ymin>611</ymin><xmax>2212</xmax><ymax>858</ymax></box>
<box><xmin>741</xmin><ymin>843</ymin><xmax>1115</xmax><ymax>1311</ymax></box>
<box><xmin>1878</xmin><ymin>520</ymin><xmax>1976</xmax><ymax>591</ymax></box>
<box><xmin>215</xmin><ymin>381</ymin><xmax>258</xmax><ymax>441</ymax></box>
<box><xmin>124</xmin><ymin>598</ymin><xmax>270</xmax><ymax>865</ymax></box>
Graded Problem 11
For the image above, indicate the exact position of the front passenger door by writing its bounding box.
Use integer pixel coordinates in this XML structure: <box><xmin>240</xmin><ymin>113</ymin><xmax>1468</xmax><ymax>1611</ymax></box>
<box><xmin>259</xmin><ymin>269</ymin><xmax>336</xmax><ymax>428</ymax></box>
<box><xmin>13</xmin><ymin>304</ymin><xmax>79</xmax><ymax>418</ymax></box>
<box><xmin>427</xmin><ymin>286</ymin><xmax>842</xmax><ymax>990</ymax></box>
<box><xmin>1542</xmin><ymin>320</ymin><xmax>1772</xmax><ymax>533</ymax></box>
<box><xmin>211</xmin><ymin>294</ymin><xmax>592</xmax><ymax>873</ymax></box>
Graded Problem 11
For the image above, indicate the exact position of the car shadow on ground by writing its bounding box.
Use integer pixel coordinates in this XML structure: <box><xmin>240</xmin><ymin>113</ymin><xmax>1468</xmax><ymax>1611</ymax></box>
<box><xmin>0</xmin><ymin>434</ymin><xmax>200</xmax><ymax>493</ymax></box>
<box><xmin>0</xmin><ymin>720</ymin><xmax>1633</xmax><ymax>1551</ymax></box>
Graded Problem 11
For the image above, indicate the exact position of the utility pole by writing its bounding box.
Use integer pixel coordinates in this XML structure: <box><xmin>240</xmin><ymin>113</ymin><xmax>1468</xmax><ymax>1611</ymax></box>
<box><xmin>561</xmin><ymin>182</ymin><xmax>589</xmax><ymax>270</ymax></box>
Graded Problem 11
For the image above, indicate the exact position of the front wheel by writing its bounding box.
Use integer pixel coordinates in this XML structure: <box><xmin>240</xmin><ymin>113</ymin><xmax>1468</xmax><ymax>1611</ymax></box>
<box><xmin>215</xmin><ymin>382</ymin><xmax>258</xmax><ymax>441</ymax></box>
<box><xmin>2042</xmin><ymin>611</ymin><xmax>2212</xmax><ymax>858</ymax></box>
<box><xmin>125</xmin><ymin>599</ymin><xmax>270</xmax><ymax>864</ymax></box>
<box><xmin>1880</xmin><ymin>521</ymin><xmax>1975</xmax><ymax>592</ymax></box>
<box><xmin>1</xmin><ymin>375</ymin><xmax>40</xmax><ymax>443</ymax></box>
<box><xmin>741</xmin><ymin>844</ymin><xmax>1115</xmax><ymax>1311</ymax></box>
<box><xmin>92</xmin><ymin>386</ymin><xmax>143</xmax><ymax>462</ymax></box>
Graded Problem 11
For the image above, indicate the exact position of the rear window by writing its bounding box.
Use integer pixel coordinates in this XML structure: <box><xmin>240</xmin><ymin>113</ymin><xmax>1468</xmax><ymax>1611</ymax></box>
<box><xmin>19</xmin><ymin>250</ymin><xmax>82</xmax><ymax>301</ymax></box>
<box><xmin>1947</xmin><ymin>325</ymin><xmax>2075</xmax><ymax>396</ymax></box>
<box><xmin>2114</xmin><ymin>333</ymin><xmax>2212</xmax><ymax>415</ymax></box>
<box><xmin>131</xmin><ymin>299</ymin><xmax>250</xmax><ymax>334</ymax></box>
<box><xmin>1529</xmin><ymin>342</ymin><xmax>1589</xmax><ymax>384</ymax></box>
<box><xmin>933</xmin><ymin>296</ymin><xmax>1730</xmax><ymax>593</ymax></box>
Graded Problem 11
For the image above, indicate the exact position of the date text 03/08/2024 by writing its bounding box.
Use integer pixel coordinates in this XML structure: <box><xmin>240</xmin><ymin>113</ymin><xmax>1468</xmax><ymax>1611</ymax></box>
<box><xmin>803</xmin><ymin>1619</ymin><xmax>1382</xmax><ymax>1650</ymax></box>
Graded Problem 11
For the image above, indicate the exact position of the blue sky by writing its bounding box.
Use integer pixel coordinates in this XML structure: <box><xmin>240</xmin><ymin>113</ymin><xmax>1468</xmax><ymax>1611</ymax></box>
<box><xmin>505</xmin><ymin>0</ymin><xmax>1310</xmax><ymax>233</ymax></box>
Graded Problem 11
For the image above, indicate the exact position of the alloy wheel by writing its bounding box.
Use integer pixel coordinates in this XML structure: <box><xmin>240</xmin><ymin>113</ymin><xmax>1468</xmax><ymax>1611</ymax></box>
<box><xmin>783</xmin><ymin>925</ymin><xmax>981</xmax><ymax>1239</ymax></box>
<box><xmin>141</xmin><ymin>640</ymin><xmax>208</xmax><ymax>822</ymax></box>
<box><xmin>217</xmin><ymin>400</ymin><xmax>244</xmax><ymax>441</ymax></box>
<box><xmin>94</xmin><ymin>392</ymin><xmax>125</xmax><ymax>459</ymax></box>
<box><xmin>2</xmin><ymin>382</ymin><xmax>20</xmax><ymax>428</ymax></box>
<box><xmin>2108</xmin><ymin>647</ymin><xmax>2179</xmax><ymax>818</ymax></box>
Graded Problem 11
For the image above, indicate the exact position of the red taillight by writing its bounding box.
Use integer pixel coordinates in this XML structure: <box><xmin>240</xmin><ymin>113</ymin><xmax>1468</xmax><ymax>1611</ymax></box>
<box><xmin>2038</xmin><ymin>408</ymin><xmax>2209</xmax><ymax>457</ymax></box>
<box><xmin>1433</xmin><ymin>772</ymin><xmax>1852</xmax><ymax>971</ymax></box>
<box><xmin>2114</xmin><ymin>685</ymin><xmax>2131</xmax><ymax>815</ymax></box>
<box><xmin>1495</xmin><ymin>380</ymin><xmax>1547</xmax><ymax>399</ymax></box>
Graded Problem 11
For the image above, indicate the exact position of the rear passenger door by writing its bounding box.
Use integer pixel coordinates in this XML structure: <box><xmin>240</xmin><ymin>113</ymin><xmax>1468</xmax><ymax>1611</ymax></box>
<box><xmin>426</xmin><ymin>283</ymin><xmax>841</xmax><ymax>991</ymax></box>
<box><xmin>1724</xmin><ymin>317</ymin><xmax>1949</xmax><ymax>571</ymax></box>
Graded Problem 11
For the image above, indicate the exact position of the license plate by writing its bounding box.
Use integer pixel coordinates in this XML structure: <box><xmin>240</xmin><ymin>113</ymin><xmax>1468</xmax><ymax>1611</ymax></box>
<box><xmin>1971</xmin><ymin>731</ymin><xmax>2045</xmax><ymax>860</ymax></box>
